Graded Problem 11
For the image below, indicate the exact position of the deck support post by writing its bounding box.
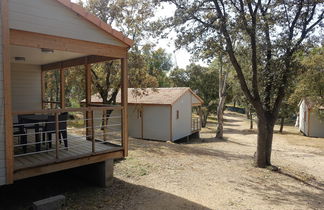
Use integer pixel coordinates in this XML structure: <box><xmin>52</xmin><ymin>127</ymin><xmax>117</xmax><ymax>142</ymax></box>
<box><xmin>74</xmin><ymin>159</ymin><xmax>114</xmax><ymax>187</ymax></box>
<box><xmin>121</xmin><ymin>58</ymin><xmax>128</xmax><ymax>156</ymax></box>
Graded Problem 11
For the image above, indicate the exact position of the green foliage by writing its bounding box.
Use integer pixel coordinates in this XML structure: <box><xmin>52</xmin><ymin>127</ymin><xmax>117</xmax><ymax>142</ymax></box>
<box><xmin>289</xmin><ymin>46</ymin><xmax>324</xmax><ymax>118</ymax></box>
<box><xmin>170</xmin><ymin>63</ymin><xmax>218</xmax><ymax>108</ymax></box>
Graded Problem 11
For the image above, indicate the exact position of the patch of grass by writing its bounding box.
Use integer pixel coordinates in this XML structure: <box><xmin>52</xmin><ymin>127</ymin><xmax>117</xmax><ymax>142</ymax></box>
<box><xmin>115</xmin><ymin>157</ymin><xmax>153</xmax><ymax>178</ymax></box>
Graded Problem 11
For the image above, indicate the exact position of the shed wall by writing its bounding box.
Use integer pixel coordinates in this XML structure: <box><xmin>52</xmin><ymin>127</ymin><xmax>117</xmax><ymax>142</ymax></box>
<box><xmin>128</xmin><ymin>105</ymin><xmax>142</xmax><ymax>139</ymax></box>
<box><xmin>143</xmin><ymin>105</ymin><xmax>170</xmax><ymax>141</ymax></box>
<box><xmin>8</xmin><ymin>0</ymin><xmax>125</xmax><ymax>47</ymax></box>
<box><xmin>309</xmin><ymin>111</ymin><xmax>324</xmax><ymax>138</ymax></box>
<box><xmin>299</xmin><ymin>100</ymin><xmax>309</xmax><ymax>135</ymax></box>
<box><xmin>172</xmin><ymin>92</ymin><xmax>192</xmax><ymax>141</ymax></box>
<box><xmin>0</xmin><ymin>2</ymin><xmax>6</xmax><ymax>185</ymax></box>
<box><xmin>11</xmin><ymin>63</ymin><xmax>41</xmax><ymax>113</ymax></box>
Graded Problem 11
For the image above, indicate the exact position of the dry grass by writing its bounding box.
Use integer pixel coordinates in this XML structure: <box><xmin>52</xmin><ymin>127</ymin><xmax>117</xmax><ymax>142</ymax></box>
<box><xmin>1</xmin><ymin>111</ymin><xmax>324</xmax><ymax>210</ymax></box>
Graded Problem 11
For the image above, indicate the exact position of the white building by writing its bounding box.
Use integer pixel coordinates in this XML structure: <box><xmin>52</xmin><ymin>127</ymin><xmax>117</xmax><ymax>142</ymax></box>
<box><xmin>90</xmin><ymin>88</ymin><xmax>204</xmax><ymax>141</ymax></box>
<box><xmin>299</xmin><ymin>99</ymin><xmax>324</xmax><ymax>138</ymax></box>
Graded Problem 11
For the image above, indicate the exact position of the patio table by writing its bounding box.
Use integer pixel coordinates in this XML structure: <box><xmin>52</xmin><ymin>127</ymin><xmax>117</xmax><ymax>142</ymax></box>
<box><xmin>21</xmin><ymin>114</ymin><xmax>52</xmax><ymax>152</ymax></box>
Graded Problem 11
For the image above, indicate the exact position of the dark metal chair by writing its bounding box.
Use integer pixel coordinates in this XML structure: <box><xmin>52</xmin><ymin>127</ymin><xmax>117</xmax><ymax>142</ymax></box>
<box><xmin>13</xmin><ymin>122</ymin><xmax>27</xmax><ymax>153</ymax></box>
<box><xmin>45</xmin><ymin>112</ymin><xmax>68</xmax><ymax>148</ymax></box>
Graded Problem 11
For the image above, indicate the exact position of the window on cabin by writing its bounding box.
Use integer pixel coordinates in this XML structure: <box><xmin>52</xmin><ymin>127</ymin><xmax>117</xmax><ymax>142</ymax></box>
<box><xmin>176</xmin><ymin>110</ymin><xmax>180</xmax><ymax>119</ymax></box>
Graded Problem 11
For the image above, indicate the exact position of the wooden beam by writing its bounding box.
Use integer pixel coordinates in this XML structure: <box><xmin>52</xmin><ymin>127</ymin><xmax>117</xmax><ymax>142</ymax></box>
<box><xmin>170</xmin><ymin>106</ymin><xmax>173</xmax><ymax>141</ymax></box>
<box><xmin>121</xmin><ymin>58</ymin><xmax>128</xmax><ymax>157</ymax></box>
<box><xmin>85</xmin><ymin>63</ymin><xmax>91</xmax><ymax>105</ymax></box>
<box><xmin>199</xmin><ymin>106</ymin><xmax>203</xmax><ymax>130</ymax></box>
<box><xmin>10</xmin><ymin>29</ymin><xmax>128</xmax><ymax>58</ymax></box>
<box><xmin>41</xmin><ymin>70</ymin><xmax>45</xmax><ymax>109</ymax></box>
<box><xmin>141</xmin><ymin>105</ymin><xmax>144</xmax><ymax>139</ymax></box>
<box><xmin>85</xmin><ymin>61</ymin><xmax>92</xmax><ymax>139</ymax></box>
<box><xmin>14</xmin><ymin>150</ymin><xmax>124</xmax><ymax>181</ymax></box>
<box><xmin>60</xmin><ymin>67</ymin><xmax>65</xmax><ymax>109</ymax></box>
<box><xmin>2</xmin><ymin>0</ymin><xmax>14</xmax><ymax>184</ymax></box>
<box><xmin>41</xmin><ymin>55</ymin><xmax>115</xmax><ymax>71</ymax></box>
<box><xmin>12</xmin><ymin>106</ymin><xmax>123</xmax><ymax>115</ymax></box>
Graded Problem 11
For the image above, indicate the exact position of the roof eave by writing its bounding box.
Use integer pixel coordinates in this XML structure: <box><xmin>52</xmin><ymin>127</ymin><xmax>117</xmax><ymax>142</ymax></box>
<box><xmin>56</xmin><ymin>0</ymin><xmax>134</xmax><ymax>47</ymax></box>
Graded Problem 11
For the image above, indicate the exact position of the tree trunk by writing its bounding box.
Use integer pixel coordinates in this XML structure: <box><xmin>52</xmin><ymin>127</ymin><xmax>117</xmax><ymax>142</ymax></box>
<box><xmin>250</xmin><ymin>111</ymin><xmax>253</xmax><ymax>129</ymax></box>
<box><xmin>233</xmin><ymin>100</ymin><xmax>236</xmax><ymax>108</ymax></box>
<box><xmin>216</xmin><ymin>95</ymin><xmax>226</xmax><ymax>138</ymax></box>
<box><xmin>201</xmin><ymin>111</ymin><xmax>209</xmax><ymax>128</ymax></box>
<box><xmin>246</xmin><ymin>108</ymin><xmax>250</xmax><ymax>119</ymax></box>
<box><xmin>279</xmin><ymin>117</ymin><xmax>284</xmax><ymax>133</ymax></box>
<box><xmin>256</xmin><ymin>117</ymin><xmax>275</xmax><ymax>167</ymax></box>
<box><xmin>215</xmin><ymin>52</ymin><xmax>228</xmax><ymax>139</ymax></box>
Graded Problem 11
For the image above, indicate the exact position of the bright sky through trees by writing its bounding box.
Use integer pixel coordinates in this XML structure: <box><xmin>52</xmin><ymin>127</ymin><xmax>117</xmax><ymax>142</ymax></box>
<box><xmin>71</xmin><ymin>0</ymin><xmax>206</xmax><ymax>69</ymax></box>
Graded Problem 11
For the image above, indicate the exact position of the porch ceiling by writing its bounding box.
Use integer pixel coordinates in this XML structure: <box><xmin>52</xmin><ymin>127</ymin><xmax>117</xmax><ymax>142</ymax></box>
<box><xmin>10</xmin><ymin>45</ymin><xmax>88</xmax><ymax>65</ymax></box>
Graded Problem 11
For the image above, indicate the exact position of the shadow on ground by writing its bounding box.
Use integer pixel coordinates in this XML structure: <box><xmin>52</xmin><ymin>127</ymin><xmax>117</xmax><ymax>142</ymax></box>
<box><xmin>0</xmin><ymin>170</ymin><xmax>210</xmax><ymax>210</ymax></box>
<box><xmin>233</xmin><ymin>170</ymin><xmax>324</xmax><ymax>209</ymax></box>
<box><xmin>129</xmin><ymin>138</ymin><xmax>252</xmax><ymax>161</ymax></box>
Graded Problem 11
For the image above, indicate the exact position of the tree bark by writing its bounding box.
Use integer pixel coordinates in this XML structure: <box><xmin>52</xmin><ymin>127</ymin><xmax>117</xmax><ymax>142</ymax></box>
<box><xmin>201</xmin><ymin>111</ymin><xmax>209</xmax><ymax>128</ymax></box>
<box><xmin>250</xmin><ymin>111</ymin><xmax>253</xmax><ymax>129</ymax></box>
<box><xmin>256</xmin><ymin>116</ymin><xmax>275</xmax><ymax>167</ymax></box>
<box><xmin>216</xmin><ymin>96</ymin><xmax>226</xmax><ymax>138</ymax></box>
<box><xmin>216</xmin><ymin>52</ymin><xmax>228</xmax><ymax>139</ymax></box>
<box><xmin>279</xmin><ymin>117</ymin><xmax>285</xmax><ymax>133</ymax></box>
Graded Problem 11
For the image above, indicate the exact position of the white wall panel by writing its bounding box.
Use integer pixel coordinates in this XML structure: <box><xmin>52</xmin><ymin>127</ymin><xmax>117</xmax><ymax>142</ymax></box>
<box><xmin>9</xmin><ymin>0</ymin><xmax>125</xmax><ymax>47</ymax></box>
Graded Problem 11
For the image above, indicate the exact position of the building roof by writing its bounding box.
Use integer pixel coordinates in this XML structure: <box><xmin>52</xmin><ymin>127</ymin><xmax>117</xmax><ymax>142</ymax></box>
<box><xmin>300</xmin><ymin>98</ymin><xmax>324</xmax><ymax>110</ymax></box>
<box><xmin>56</xmin><ymin>0</ymin><xmax>133</xmax><ymax>47</ymax></box>
<box><xmin>89</xmin><ymin>88</ymin><xmax>204</xmax><ymax>105</ymax></box>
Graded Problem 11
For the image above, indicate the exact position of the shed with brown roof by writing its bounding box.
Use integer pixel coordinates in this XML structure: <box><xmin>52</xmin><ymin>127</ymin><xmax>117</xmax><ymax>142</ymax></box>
<box><xmin>90</xmin><ymin>88</ymin><xmax>204</xmax><ymax>141</ymax></box>
<box><xmin>299</xmin><ymin>98</ymin><xmax>324</xmax><ymax>138</ymax></box>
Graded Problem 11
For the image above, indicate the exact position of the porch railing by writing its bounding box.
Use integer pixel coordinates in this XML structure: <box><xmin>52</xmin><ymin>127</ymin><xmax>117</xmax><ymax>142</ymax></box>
<box><xmin>192</xmin><ymin>117</ymin><xmax>201</xmax><ymax>132</ymax></box>
<box><xmin>12</xmin><ymin>106</ymin><xmax>123</xmax><ymax>163</ymax></box>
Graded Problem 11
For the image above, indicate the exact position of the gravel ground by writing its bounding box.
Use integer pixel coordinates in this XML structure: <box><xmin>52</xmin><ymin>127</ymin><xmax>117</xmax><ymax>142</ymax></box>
<box><xmin>1</xmin><ymin>111</ymin><xmax>323</xmax><ymax>210</ymax></box>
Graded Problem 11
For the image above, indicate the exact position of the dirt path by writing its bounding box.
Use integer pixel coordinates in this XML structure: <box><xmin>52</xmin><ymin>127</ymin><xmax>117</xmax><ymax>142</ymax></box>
<box><xmin>1</xmin><ymin>112</ymin><xmax>323</xmax><ymax>210</ymax></box>
<box><xmin>113</xmin><ymin>112</ymin><xmax>324</xmax><ymax>210</ymax></box>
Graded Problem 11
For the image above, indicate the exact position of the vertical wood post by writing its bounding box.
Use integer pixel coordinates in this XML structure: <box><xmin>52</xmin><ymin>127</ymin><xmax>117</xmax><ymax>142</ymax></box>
<box><xmin>199</xmin><ymin>106</ymin><xmax>202</xmax><ymax>129</ymax></box>
<box><xmin>91</xmin><ymin>110</ymin><xmax>95</xmax><ymax>153</ymax></box>
<box><xmin>2</xmin><ymin>0</ymin><xmax>14</xmax><ymax>184</ymax></box>
<box><xmin>85</xmin><ymin>61</ymin><xmax>92</xmax><ymax>139</ymax></box>
<box><xmin>169</xmin><ymin>105</ymin><xmax>173</xmax><ymax>141</ymax></box>
<box><xmin>60</xmin><ymin>66</ymin><xmax>65</xmax><ymax>109</ymax></box>
<box><xmin>55</xmin><ymin>112</ymin><xmax>59</xmax><ymax>159</ymax></box>
<box><xmin>121</xmin><ymin>58</ymin><xmax>128</xmax><ymax>156</ymax></box>
<box><xmin>103</xmin><ymin>111</ymin><xmax>107</xmax><ymax>141</ymax></box>
<box><xmin>41</xmin><ymin>70</ymin><xmax>45</xmax><ymax>109</ymax></box>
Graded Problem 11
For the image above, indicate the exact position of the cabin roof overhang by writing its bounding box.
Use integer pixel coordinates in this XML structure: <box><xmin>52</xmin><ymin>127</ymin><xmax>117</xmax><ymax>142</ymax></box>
<box><xmin>55</xmin><ymin>0</ymin><xmax>134</xmax><ymax>47</ymax></box>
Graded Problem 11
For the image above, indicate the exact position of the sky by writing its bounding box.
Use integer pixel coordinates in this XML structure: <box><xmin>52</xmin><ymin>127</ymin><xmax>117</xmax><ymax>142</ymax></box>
<box><xmin>71</xmin><ymin>0</ymin><xmax>205</xmax><ymax>69</ymax></box>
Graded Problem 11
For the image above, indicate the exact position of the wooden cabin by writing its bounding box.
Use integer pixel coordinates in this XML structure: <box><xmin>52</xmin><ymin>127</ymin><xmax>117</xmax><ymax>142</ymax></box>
<box><xmin>0</xmin><ymin>0</ymin><xmax>132</xmax><ymax>186</ymax></box>
<box><xmin>89</xmin><ymin>88</ymin><xmax>204</xmax><ymax>142</ymax></box>
<box><xmin>299</xmin><ymin>99</ymin><xmax>324</xmax><ymax>138</ymax></box>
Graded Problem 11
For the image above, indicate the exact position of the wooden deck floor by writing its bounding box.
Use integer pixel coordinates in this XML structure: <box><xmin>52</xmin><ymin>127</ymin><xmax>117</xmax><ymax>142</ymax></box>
<box><xmin>14</xmin><ymin>134</ymin><xmax>122</xmax><ymax>171</ymax></box>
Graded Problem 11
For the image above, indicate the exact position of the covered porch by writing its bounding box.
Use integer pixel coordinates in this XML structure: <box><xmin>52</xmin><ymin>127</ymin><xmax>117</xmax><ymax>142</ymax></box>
<box><xmin>9</xmin><ymin>32</ymin><xmax>129</xmax><ymax>180</ymax></box>
<box><xmin>4</xmin><ymin>0</ymin><xmax>133</xmax><ymax>182</ymax></box>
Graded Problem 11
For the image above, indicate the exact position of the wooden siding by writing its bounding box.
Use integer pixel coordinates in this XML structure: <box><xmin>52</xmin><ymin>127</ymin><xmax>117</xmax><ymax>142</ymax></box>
<box><xmin>299</xmin><ymin>100</ymin><xmax>309</xmax><ymax>135</ymax></box>
<box><xmin>143</xmin><ymin>105</ymin><xmax>170</xmax><ymax>141</ymax></box>
<box><xmin>11</xmin><ymin>63</ymin><xmax>41</xmax><ymax>113</ymax></box>
<box><xmin>0</xmin><ymin>2</ymin><xmax>6</xmax><ymax>185</ymax></box>
<box><xmin>128</xmin><ymin>105</ymin><xmax>142</xmax><ymax>139</ymax></box>
<box><xmin>308</xmin><ymin>111</ymin><xmax>324</xmax><ymax>138</ymax></box>
<box><xmin>172</xmin><ymin>92</ymin><xmax>192</xmax><ymax>141</ymax></box>
<box><xmin>8</xmin><ymin>0</ymin><xmax>126</xmax><ymax>47</ymax></box>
